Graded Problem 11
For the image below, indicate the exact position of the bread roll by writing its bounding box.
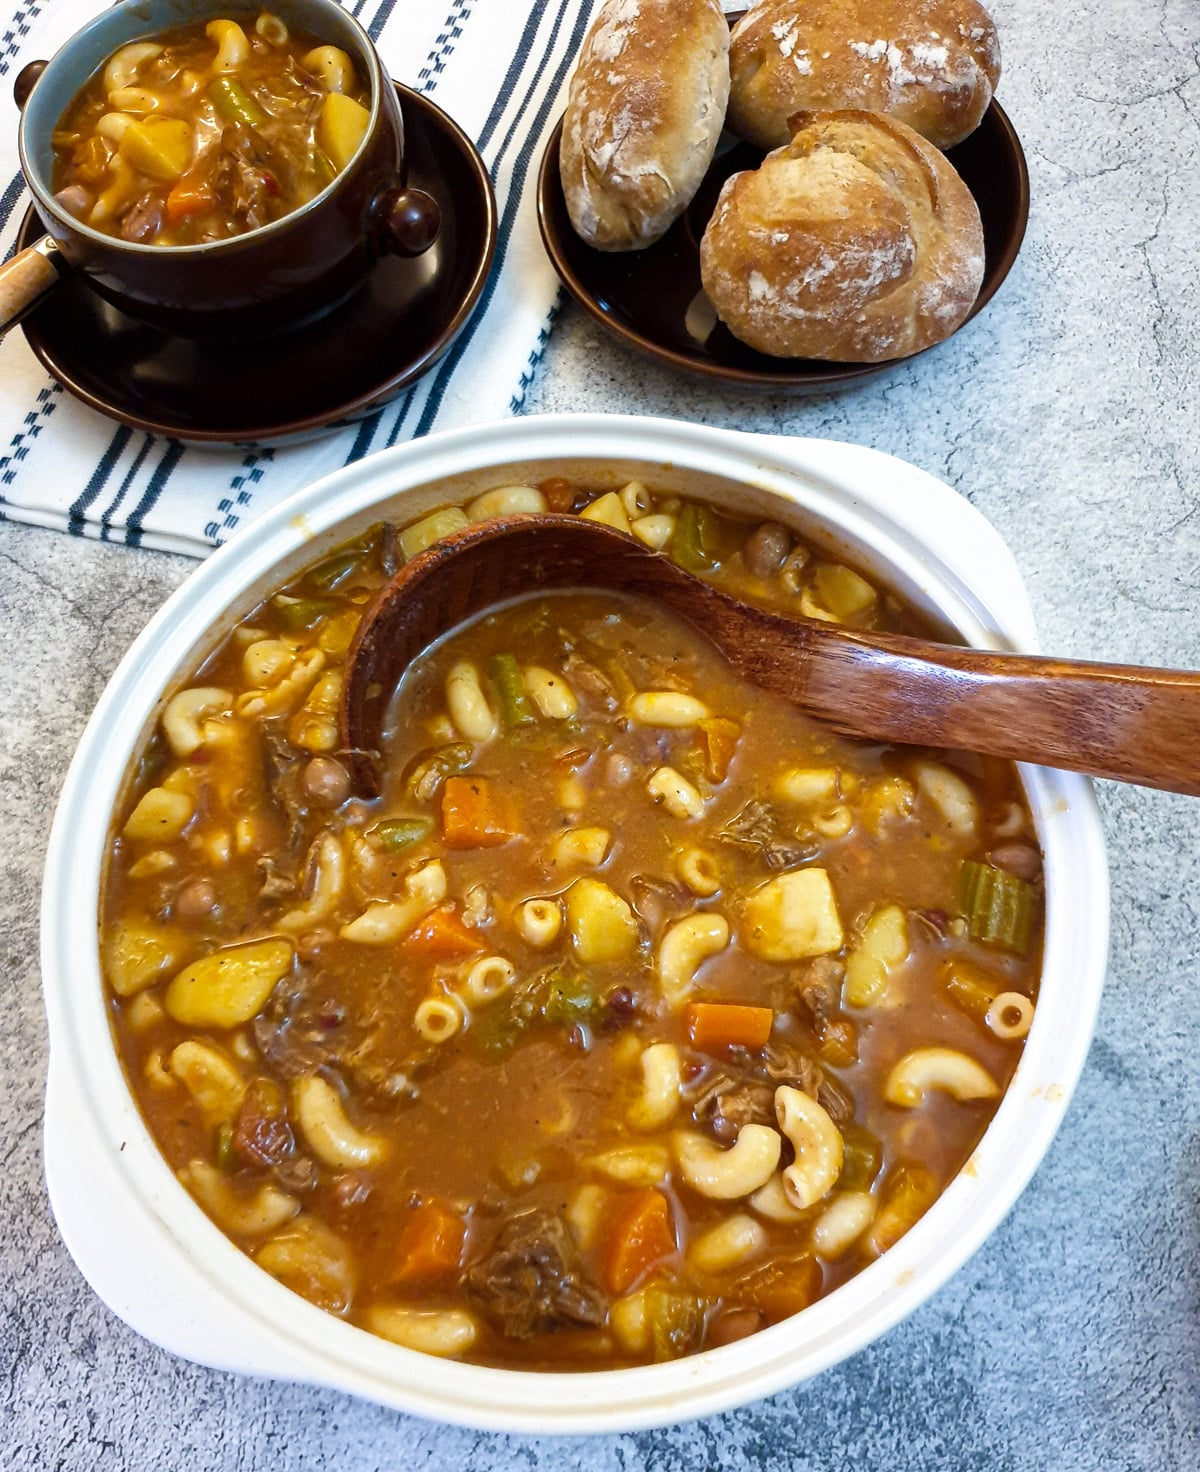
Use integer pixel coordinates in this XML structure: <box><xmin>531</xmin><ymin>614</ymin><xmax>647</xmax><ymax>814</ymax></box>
<box><xmin>698</xmin><ymin>110</ymin><xmax>985</xmax><ymax>362</ymax></box>
<box><xmin>559</xmin><ymin>0</ymin><xmax>730</xmax><ymax>251</ymax></box>
<box><xmin>728</xmin><ymin>0</ymin><xmax>1000</xmax><ymax>152</ymax></box>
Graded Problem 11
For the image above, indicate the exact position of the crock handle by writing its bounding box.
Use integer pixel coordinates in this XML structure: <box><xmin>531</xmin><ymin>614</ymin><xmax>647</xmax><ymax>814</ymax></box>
<box><xmin>13</xmin><ymin>58</ymin><xmax>46</xmax><ymax>108</ymax></box>
<box><xmin>373</xmin><ymin>186</ymin><xmax>441</xmax><ymax>257</ymax></box>
<box><xmin>0</xmin><ymin>235</ymin><xmax>67</xmax><ymax>339</ymax></box>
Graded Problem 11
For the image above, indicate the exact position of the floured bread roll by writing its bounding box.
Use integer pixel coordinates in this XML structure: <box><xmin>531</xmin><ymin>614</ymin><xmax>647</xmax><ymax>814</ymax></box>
<box><xmin>559</xmin><ymin>0</ymin><xmax>730</xmax><ymax>251</ymax></box>
<box><xmin>699</xmin><ymin>110</ymin><xmax>985</xmax><ymax>362</ymax></box>
<box><xmin>728</xmin><ymin>0</ymin><xmax>1000</xmax><ymax>152</ymax></box>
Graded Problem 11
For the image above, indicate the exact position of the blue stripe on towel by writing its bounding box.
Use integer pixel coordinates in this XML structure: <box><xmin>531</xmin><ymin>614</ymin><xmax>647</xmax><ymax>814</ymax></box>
<box><xmin>96</xmin><ymin>434</ymin><xmax>153</xmax><ymax>540</ymax></box>
<box><xmin>126</xmin><ymin>439</ymin><xmax>185</xmax><ymax>547</ymax></box>
<box><xmin>415</xmin><ymin>0</ymin><xmax>473</xmax><ymax>94</ymax></box>
<box><xmin>412</xmin><ymin>0</ymin><xmax>587</xmax><ymax>437</ymax></box>
<box><xmin>340</xmin><ymin>0</ymin><xmax>481</xmax><ymax>467</ymax></box>
<box><xmin>0</xmin><ymin>0</ymin><xmax>45</xmax><ymax>79</ymax></box>
<box><xmin>66</xmin><ymin>426</ymin><xmax>133</xmax><ymax>532</ymax></box>
<box><xmin>475</xmin><ymin>6</ymin><xmax>550</xmax><ymax>156</ymax></box>
<box><xmin>366</xmin><ymin>0</ymin><xmax>400</xmax><ymax>42</ymax></box>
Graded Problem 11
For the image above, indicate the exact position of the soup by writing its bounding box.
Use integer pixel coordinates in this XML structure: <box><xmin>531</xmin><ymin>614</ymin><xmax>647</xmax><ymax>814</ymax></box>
<box><xmin>100</xmin><ymin>479</ymin><xmax>1042</xmax><ymax>1368</ymax></box>
<box><xmin>51</xmin><ymin>11</ymin><xmax>370</xmax><ymax>244</ymax></box>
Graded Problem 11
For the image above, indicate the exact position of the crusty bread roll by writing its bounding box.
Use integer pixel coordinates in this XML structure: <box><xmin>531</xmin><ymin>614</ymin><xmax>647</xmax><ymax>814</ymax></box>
<box><xmin>559</xmin><ymin>0</ymin><xmax>730</xmax><ymax>251</ymax></box>
<box><xmin>699</xmin><ymin>110</ymin><xmax>985</xmax><ymax>362</ymax></box>
<box><xmin>728</xmin><ymin>0</ymin><xmax>1000</xmax><ymax>152</ymax></box>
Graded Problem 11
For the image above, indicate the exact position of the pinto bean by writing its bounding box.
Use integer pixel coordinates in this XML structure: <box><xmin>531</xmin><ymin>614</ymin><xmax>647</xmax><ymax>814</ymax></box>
<box><xmin>987</xmin><ymin>842</ymin><xmax>1042</xmax><ymax>883</ymax></box>
<box><xmin>741</xmin><ymin>522</ymin><xmax>791</xmax><ymax>578</ymax></box>
<box><xmin>301</xmin><ymin>756</ymin><xmax>351</xmax><ymax>808</ymax></box>
<box><xmin>174</xmin><ymin>877</ymin><xmax>218</xmax><ymax>920</ymax></box>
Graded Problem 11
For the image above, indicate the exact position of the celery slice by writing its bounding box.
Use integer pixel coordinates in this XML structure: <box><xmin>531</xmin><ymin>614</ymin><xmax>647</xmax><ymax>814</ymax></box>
<box><xmin>959</xmin><ymin>861</ymin><xmax>1036</xmax><ymax>955</ymax></box>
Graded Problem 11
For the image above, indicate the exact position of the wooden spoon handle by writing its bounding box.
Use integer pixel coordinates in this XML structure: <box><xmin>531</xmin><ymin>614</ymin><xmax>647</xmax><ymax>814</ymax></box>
<box><xmin>0</xmin><ymin>235</ymin><xmax>65</xmax><ymax>339</ymax></box>
<box><xmin>798</xmin><ymin>630</ymin><xmax>1200</xmax><ymax>795</ymax></box>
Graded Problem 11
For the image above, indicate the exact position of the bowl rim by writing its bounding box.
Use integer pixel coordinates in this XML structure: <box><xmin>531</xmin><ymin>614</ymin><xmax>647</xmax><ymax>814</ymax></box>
<box><xmin>40</xmin><ymin>414</ymin><xmax>1108</xmax><ymax>1433</ymax></box>
<box><xmin>18</xmin><ymin>0</ymin><xmax>387</xmax><ymax>257</ymax></box>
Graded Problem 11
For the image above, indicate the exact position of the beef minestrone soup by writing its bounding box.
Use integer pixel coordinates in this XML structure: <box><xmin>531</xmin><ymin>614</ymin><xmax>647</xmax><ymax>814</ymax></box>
<box><xmin>101</xmin><ymin>478</ymin><xmax>1042</xmax><ymax>1368</ymax></box>
<box><xmin>52</xmin><ymin>12</ymin><xmax>370</xmax><ymax>245</ymax></box>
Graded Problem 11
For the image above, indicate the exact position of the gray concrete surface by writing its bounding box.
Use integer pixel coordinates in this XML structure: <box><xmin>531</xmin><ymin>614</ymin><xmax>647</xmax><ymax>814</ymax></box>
<box><xmin>3</xmin><ymin>0</ymin><xmax>1200</xmax><ymax>1466</ymax></box>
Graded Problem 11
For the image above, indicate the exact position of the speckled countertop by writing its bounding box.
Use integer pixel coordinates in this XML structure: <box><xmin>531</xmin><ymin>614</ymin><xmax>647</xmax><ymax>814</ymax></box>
<box><xmin>4</xmin><ymin>0</ymin><xmax>1200</xmax><ymax>1466</ymax></box>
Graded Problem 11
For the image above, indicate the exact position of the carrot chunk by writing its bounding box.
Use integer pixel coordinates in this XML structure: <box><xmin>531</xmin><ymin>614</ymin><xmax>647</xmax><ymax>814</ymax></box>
<box><xmin>697</xmin><ymin>717</ymin><xmax>741</xmax><ymax>783</ymax></box>
<box><xmin>605</xmin><ymin>1188</ymin><xmax>676</xmax><ymax>1295</ymax></box>
<box><xmin>393</xmin><ymin>1199</ymin><xmax>467</xmax><ymax>1284</ymax></box>
<box><xmin>165</xmin><ymin>174</ymin><xmax>214</xmax><ymax>223</ymax></box>
<box><xmin>400</xmin><ymin>904</ymin><xmax>483</xmax><ymax>959</ymax></box>
<box><xmin>685</xmin><ymin>1001</ymin><xmax>774</xmax><ymax>1052</ymax></box>
<box><xmin>441</xmin><ymin>775</ymin><xmax>517</xmax><ymax>848</ymax></box>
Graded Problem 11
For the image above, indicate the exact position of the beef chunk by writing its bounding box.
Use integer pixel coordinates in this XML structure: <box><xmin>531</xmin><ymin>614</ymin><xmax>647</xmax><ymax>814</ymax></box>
<box><xmin>561</xmin><ymin>652</ymin><xmax>617</xmax><ymax>710</ymax></box>
<box><xmin>215</xmin><ymin>122</ymin><xmax>278</xmax><ymax>232</ymax></box>
<box><xmin>264</xmin><ymin>730</ymin><xmax>309</xmax><ymax>852</ymax></box>
<box><xmin>761</xmin><ymin>1042</ymin><xmax>823</xmax><ymax>1098</ymax></box>
<box><xmin>463</xmin><ymin>1209</ymin><xmax>606</xmax><ymax>1338</ymax></box>
<box><xmin>694</xmin><ymin>1075</ymin><xmax>776</xmax><ymax>1142</ymax></box>
<box><xmin>717</xmin><ymin>801</ymin><xmax>815</xmax><ymax>869</ymax></box>
<box><xmin>120</xmin><ymin>191</ymin><xmax>165</xmax><ymax>242</ymax></box>
<box><xmin>232</xmin><ymin>1079</ymin><xmax>295</xmax><ymax>1167</ymax></box>
<box><xmin>256</xmin><ymin>855</ymin><xmax>297</xmax><ymax>902</ymax></box>
<box><xmin>794</xmin><ymin>955</ymin><xmax>846</xmax><ymax>1029</ymax></box>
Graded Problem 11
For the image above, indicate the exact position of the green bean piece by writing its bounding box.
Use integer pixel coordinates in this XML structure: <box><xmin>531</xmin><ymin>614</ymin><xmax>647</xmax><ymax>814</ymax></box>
<box><xmin>472</xmin><ymin>975</ymin><xmax>546</xmax><ymax>1056</ymax></box>
<box><xmin>305</xmin><ymin>543</ymin><xmax>370</xmax><ymax>591</ymax></box>
<box><xmin>669</xmin><ymin>501</ymin><xmax>720</xmax><ymax>573</ymax></box>
<box><xmin>959</xmin><ymin>860</ymin><xmax>1036</xmax><ymax>954</ymax></box>
<box><xmin>272</xmin><ymin>594</ymin><xmax>340</xmax><ymax>631</ymax></box>
<box><xmin>210</xmin><ymin>76</ymin><xmax>266</xmax><ymax>127</ymax></box>
<box><xmin>372</xmin><ymin>816</ymin><xmax>434</xmax><ymax>852</ymax></box>
<box><xmin>541</xmin><ymin>970</ymin><xmax>597</xmax><ymax>1026</ymax></box>
<box><xmin>643</xmin><ymin>1287</ymin><xmax>705</xmax><ymax>1362</ymax></box>
<box><xmin>216</xmin><ymin>1122</ymin><xmax>235</xmax><ymax>1173</ymax></box>
<box><xmin>489</xmin><ymin>653</ymin><xmax>536</xmax><ymax>730</ymax></box>
<box><xmin>303</xmin><ymin>147</ymin><xmax>337</xmax><ymax>196</ymax></box>
<box><xmin>836</xmin><ymin>1123</ymin><xmax>883</xmax><ymax>1192</ymax></box>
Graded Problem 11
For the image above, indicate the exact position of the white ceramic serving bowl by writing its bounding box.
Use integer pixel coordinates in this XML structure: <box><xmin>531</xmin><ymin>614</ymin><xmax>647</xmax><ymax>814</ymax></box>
<box><xmin>40</xmin><ymin>414</ymin><xmax>1108</xmax><ymax>1433</ymax></box>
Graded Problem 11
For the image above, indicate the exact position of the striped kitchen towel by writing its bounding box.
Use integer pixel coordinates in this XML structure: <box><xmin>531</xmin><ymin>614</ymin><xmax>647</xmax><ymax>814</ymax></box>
<box><xmin>0</xmin><ymin>0</ymin><xmax>596</xmax><ymax>557</ymax></box>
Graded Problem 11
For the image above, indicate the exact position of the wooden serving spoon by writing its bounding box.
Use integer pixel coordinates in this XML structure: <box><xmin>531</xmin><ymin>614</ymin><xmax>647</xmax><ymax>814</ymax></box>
<box><xmin>339</xmin><ymin>513</ymin><xmax>1200</xmax><ymax>799</ymax></box>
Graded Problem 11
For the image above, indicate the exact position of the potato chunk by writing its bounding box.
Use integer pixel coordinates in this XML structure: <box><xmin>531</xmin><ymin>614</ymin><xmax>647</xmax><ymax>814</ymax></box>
<box><xmin>741</xmin><ymin>869</ymin><xmax>843</xmax><ymax>961</ymax></box>
<box><xmin>119</xmin><ymin>117</ymin><xmax>192</xmax><ymax>181</ymax></box>
<box><xmin>165</xmin><ymin>938</ymin><xmax>294</xmax><ymax>1027</ymax></box>
<box><xmin>318</xmin><ymin>92</ymin><xmax>369</xmax><ymax>171</ymax></box>
<box><xmin>565</xmin><ymin>878</ymin><xmax>639</xmax><ymax>962</ymax></box>
<box><xmin>104</xmin><ymin>920</ymin><xmax>190</xmax><ymax>996</ymax></box>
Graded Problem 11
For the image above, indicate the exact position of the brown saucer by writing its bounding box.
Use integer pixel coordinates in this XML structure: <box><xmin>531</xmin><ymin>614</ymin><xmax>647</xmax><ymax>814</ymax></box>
<box><xmin>537</xmin><ymin>100</ymin><xmax>1029</xmax><ymax>392</ymax></box>
<box><xmin>17</xmin><ymin>84</ymin><xmax>497</xmax><ymax>446</ymax></box>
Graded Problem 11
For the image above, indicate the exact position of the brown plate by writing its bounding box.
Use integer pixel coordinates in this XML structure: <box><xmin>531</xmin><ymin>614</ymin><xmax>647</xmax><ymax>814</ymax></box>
<box><xmin>17</xmin><ymin>84</ymin><xmax>497</xmax><ymax>446</ymax></box>
<box><xmin>537</xmin><ymin>99</ymin><xmax>1029</xmax><ymax>391</ymax></box>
